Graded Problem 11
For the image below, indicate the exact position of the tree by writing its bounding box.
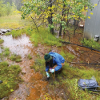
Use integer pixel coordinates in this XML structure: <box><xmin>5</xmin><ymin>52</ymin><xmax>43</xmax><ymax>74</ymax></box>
<box><xmin>21</xmin><ymin>0</ymin><xmax>55</xmax><ymax>34</ymax></box>
<box><xmin>48</xmin><ymin>0</ymin><xmax>54</xmax><ymax>34</ymax></box>
<box><xmin>4</xmin><ymin>0</ymin><xmax>23</xmax><ymax>10</ymax></box>
<box><xmin>21</xmin><ymin>0</ymin><xmax>94</xmax><ymax>35</ymax></box>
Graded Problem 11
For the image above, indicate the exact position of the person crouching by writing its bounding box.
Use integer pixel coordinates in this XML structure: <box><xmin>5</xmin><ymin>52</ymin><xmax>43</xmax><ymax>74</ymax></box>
<box><xmin>44</xmin><ymin>52</ymin><xmax>65</xmax><ymax>80</ymax></box>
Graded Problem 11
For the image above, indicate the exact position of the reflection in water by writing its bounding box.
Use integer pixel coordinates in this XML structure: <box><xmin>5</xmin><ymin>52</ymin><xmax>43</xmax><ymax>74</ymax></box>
<box><xmin>1</xmin><ymin>34</ymin><xmax>33</xmax><ymax>58</ymax></box>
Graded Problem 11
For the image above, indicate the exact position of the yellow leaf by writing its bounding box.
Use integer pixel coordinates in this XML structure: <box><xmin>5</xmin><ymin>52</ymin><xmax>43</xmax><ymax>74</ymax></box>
<box><xmin>5</xmin><ymin>82</ymin><xmax>7</xmax><ymax>84</ymax></box>
<box><xmin>88</xmin><ymin>16</ymin><xmax>91</xmax><ymax>19</ymax></box>
<box><xmin>45</xmin><ymin>15</ymin><xmax>48</xmax><ymax>18</ymax></box>
<box><xmin>7</xmin><ymin>84</ymin><xmax>10</xmax><ymax>88</ymax></box>
<box><xmin>85</xmin><ymin>7</ymin><xmax>88</xmax><ymax>10</ymax></box>
<box><xmin>52</xmin><ymin>14</ymin><xmax>55</xmax><ymax>17</ymax></box>
<box><xmin>90</xmin><ymin>12</ymin><xmax>93</xmax><ymax>15</ymax></box>
<box><xmin>81</xmin><ymin>8</ymin><xmax>85</xmax><ymax>12</ymax></box>
<box><xmin>10</xmin><ymin>89</ymin><xmax>14</xmax><ymax>92</ymax></box>
<box><xmin>52</xmin><ymin>5</ymin><xmax>55</xmax><ymax>9</ymax></box>
<box><xmin>48</xmin><ymin>7</ymin><xmax>51</xmax><ymax>10</ymax></box>
<box><xmin>94</xmin><ymin>4</ymin><xmax>97</xmax><ymax>6</ymax></box>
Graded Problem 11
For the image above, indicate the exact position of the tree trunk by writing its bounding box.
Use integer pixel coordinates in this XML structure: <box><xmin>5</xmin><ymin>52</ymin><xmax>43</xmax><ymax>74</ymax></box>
<box><xmin>73</xmin><ymin>17</ymin><xmax>80</xmax><ymax>35</ymax></box>
<box><xmin>48</xmin><ymin>0</ymin><xmax>54</xmax><ymax>34</ymax></box>
<box><xmin>59</xmin><ymin>1</ymin><xmax>66</xmax><ymax>36</ymax></box>
<box><xmin>59</xmin><ymin>24</ymin><xmax>62</xmax><ymax>36</ymax></box>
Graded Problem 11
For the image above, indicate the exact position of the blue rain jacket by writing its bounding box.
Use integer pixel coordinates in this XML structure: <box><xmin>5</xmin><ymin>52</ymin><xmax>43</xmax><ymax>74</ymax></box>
<box><xmin>45</xmin><ymin>52</ymin><xmax>65</xmax><ymax>72</ymax></box>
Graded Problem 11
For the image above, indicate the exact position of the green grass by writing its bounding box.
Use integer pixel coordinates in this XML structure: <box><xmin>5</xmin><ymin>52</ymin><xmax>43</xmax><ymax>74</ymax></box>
<box><xmin>30</xmin><ymin>54</ymin><xmax>45</xmax><ymax>76</ymax></box>
<box><xmin>9</xmin><ymin>54</ymin><xmax>22</xmax><ymax>62</ymax></box>
<box><xmin>0</xmin><ymin>47</ymin><xmax>22</xmax><ymax>99</ymax></box>
<box><xmin>81</xmin><ymin>38</ymin><xmax>100</xmax><ymax>50</ymax></box>
<box><xmin>58</xmin><ymin>63</ymin><xmax>100</xmax><ymax>99</ymax></box>
<box><xmin>3</xmin><ymin>48</ymin><xmax>10</xmax><ymax>57</ymax></box>
<box><xmin>43</xmin><ymin>62</ymin><xmax>100</xmax><ymax>100</ymax></box>
<box><xmin>0</xmin><ymin>46</ymin><xmax>23</xmax><ymax>99</ymax></box>
<box><xmin>60</xmin><ymin>50</ymin><xmax>75</xmax><ymax>62</ymax></box>
<box><xmin>6</xmin><ymin>29</ymin><xmax>26</xmax><ymax>38</ymax></box>
<box><xmin>0</xmin><ymin>47</ymin><xmax>10</xmax><ymax>60</ymax></box>
<box><xmin>0</xmin><ymin>39</ymin><xmax>4</xmax><ymax>44</ymax></box>
<box><xmin>0</xmin><ymin>47</ymin><xmax>10</xmax><ymax>58</ymax></box>
<box><xmin>29</xmin><ymin>26</ymin><xmax>62</xmax><ymax>47</ymax></box>
<box><xmin>0</xmin><ymin>61</ymin><xmax>22</xmax><ymax>99</ymax></box>
<box><xmin>27</xmin><ymin>54</ymin><xmax>32</xmax><ymax>60</ymax></box>
<box><xmin>0</xmin><ymin>14</ymin><xmax>31</xmax><ymax>29</ymax></box>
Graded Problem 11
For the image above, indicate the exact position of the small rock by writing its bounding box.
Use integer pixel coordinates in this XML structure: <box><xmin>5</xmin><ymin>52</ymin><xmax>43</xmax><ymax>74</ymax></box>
<box><xmin>0</xmin><ymin>31</ymin><xmax>3</xmax><ymax>35</ymax></box>
<box><xmin>0</xmin><ymin>29</ymin><xmax>7</xmax><ymax>33</ymax></box>
<box><xmin>79</xmin><ymin>24</ymin><xmax>84</xmax><ymax>28</ymax></box>
<box><xmin>21</xmin><ymin>71</ymin><xmax>26</xmax><ymax>75</ymax></box>
<box><xmin>7</xmin><ymin>29</ymin><xmax>11</xmax><ymax>32</ymax></box>
<box><xmin>61</xmin><ymin>93</ymin><xmax>64</xmax><ymax>95</ymax></box>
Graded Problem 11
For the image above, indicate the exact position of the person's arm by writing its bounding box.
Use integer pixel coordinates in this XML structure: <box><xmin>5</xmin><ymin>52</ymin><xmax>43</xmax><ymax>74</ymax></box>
<box><xmin>45</xmin><ymin>65</ymin><xmax>49</xmax><ymax>72</ymax></box>
<box><xmin>54</xmin><ymin>62</ymin><xmax>62</xmax><ymax>71</ymax></box>
<box><xmin>45</xmin><ymin>65</ymin><xmax>50</xmax><ymax>78</ymax></box>
<box><xmin>49</xmin><ymin>58</ymin><xmax>62</xmax><ymax>73</ymax></box>
<box><xmin>54</xmin><ymin>58</ymin><xmax>62</xmax><ymax>71</ymax></box>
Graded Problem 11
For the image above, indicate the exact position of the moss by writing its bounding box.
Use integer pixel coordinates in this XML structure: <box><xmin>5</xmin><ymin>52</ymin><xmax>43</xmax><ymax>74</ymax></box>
<box><xmin>0</xmin><ymin>39</ymin><xmax>4</xmax><ymax>44</ymax></box>
<box><xmin>27</xmin><ymin>54</ymin><xmax>32</xmax><ymax>60</ymax></box>
<box><xmin>81</xmin><ymin>38</ymin><xmax>100</xmax><ymax>50</ymax></box>
<box><xmin>3</xmin><ymin>48</ymin><xmax>10</xmax><ymax>57</ymax></box>
<box><xmin>0</xmin><ymin>62</ymin><xmax>21</xmax><ymax>99</ymax></box>
<box><xmin>9</xmin><ymin>54</ymin><xmax>22</xmax><ymax>62</ymax></box>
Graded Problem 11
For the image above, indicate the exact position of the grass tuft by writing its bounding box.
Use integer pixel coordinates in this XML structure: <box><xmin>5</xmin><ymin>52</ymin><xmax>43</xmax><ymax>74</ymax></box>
<box><xmin>9</xmin><ymin>54</ymin><xmax>22</xmax><ymax>62</ymax></box>
<box><xmin>29</xmin><ymin>26</ymin><xmax>62</xmax><ymax>47</ymax></box>
<box><xmin>0</xmin><ymin>39</ymin><xmax>4</xmax><ymax>44</ymax></box>
<box><xmin>0</xmin><ymin>62</ymin><xmax>21</xmax><ymax>99</ymax></box>
<box><xmin>27</xmin><ymin>54</ymin><xmax>32</xmax><ymax>60</ymax></box>
<box><xmin>81</xmin><ymin>38</ymin><xmax>100</xmax><ymax>50</ymax></box>
<box><xmin>3</xmin><ymin>48</ymin><xmax>10</xmax><ymax>57</ymax></box>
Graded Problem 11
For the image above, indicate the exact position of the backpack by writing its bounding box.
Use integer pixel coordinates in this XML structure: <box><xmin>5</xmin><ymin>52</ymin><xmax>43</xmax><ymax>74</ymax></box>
<box><xmin>78</xmin><ymin>79</ymin><xmax>100</xmax><ymax>91</ymax></box>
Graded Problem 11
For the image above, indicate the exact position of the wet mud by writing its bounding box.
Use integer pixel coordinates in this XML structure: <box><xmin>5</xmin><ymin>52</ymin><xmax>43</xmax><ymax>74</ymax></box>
<box><xmin>1</xmin><ymin>33</ymin><xmax>100</xmax><ymax>100</ymax></box>
<box><xmin>63</xmin><ymin>33</ymin><xmax>100</xmax><ymax>69</ymax></box>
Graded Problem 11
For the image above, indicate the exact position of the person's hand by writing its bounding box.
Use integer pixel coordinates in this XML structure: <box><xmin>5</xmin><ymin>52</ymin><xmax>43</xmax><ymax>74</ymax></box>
<box><xmin>46</xmin><ymin>72</ymin><xmax>50</xmax><ymax>78</ymax></box>
<box><xmin>49</xmin><ymin>69</ymin><xmax>55</xmax><ymax>73</ymax></box>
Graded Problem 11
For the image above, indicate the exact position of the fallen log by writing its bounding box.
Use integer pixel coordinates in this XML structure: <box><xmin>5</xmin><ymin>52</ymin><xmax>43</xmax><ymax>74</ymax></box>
<box><xmin>60</xmin><ymin>41</ymin><xmax>100</xmax><ymax>52</ymax></box>
<box><xmin>66</xmin><ymin>61</ymin><xmax>100</xmax><ymax>65</ymax></box>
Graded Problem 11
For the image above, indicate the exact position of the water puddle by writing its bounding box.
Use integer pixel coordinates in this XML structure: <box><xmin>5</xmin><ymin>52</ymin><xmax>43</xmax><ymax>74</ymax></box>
<box><xmin>1</xmin><ymin>34</ymin><xmax>32</xmax><ymax>58</ymax></box>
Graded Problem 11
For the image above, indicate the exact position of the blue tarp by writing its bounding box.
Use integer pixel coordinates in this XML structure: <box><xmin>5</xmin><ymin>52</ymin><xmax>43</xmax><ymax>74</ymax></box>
<box><xmin>78</xmin><ymin>79</ymin><xmax>99</xmax><ymax>89</ymax></box>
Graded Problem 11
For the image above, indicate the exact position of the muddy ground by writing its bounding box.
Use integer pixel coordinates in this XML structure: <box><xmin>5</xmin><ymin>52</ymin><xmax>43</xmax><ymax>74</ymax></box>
<box><xmin>1</xmin><ymin>32</ymin><xmax>100</xmax><ymax>100</ymax></box>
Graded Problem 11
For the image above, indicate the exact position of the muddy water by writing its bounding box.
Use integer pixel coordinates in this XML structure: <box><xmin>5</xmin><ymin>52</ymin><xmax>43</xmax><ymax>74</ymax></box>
<box><xmin>1</xmin><ymin>34</ymin><xmax>32</xmax><ymax>58</ymax></box>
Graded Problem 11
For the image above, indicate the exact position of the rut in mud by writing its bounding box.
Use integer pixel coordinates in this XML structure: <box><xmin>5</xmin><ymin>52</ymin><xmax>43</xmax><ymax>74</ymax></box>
<box><xmin>1</xmin><ymin>33</ymin><xmax>100</xmax><ymax>100</ymax></box>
